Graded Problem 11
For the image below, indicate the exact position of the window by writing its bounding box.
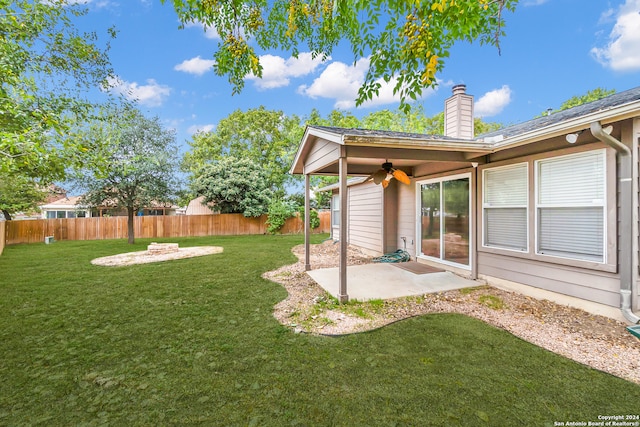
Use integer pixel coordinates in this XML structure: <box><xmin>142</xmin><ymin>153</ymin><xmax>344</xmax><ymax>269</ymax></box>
<box><xmin>331</xmin><ymin>194</ymin><xmax>340</xmax><ymax>226</ymax></box>
<box><xmin>536</xmin><ymin>150</ymin><xmax>605</xmax><ymax>262</ymax></box>
<box><xmin>482</xmin><ymin>163</ymin><xmax>528</xmax><ymax>251</ymax></box>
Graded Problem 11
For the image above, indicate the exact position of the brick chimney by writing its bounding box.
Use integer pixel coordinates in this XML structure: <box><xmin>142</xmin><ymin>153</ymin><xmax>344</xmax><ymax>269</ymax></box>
<box><xmin>444</xmin><ymin>84</ymin><xmax>474</xmax><ymax>139</ymax></box>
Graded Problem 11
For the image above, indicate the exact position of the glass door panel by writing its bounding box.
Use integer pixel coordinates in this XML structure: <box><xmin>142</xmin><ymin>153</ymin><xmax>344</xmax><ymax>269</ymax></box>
<box><xmin>420</xmin><ymin>182</ymin><xmax>441</xmax><ymax>258</ymax></box>
<box><xmin>443</xmin><ymin>178</ymin><xmax>470</xmax><ymax>265</ymax></box>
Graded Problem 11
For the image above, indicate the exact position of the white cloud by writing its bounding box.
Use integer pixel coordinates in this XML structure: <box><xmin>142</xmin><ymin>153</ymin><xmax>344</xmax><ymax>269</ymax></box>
<box><xmin>297</xmin><ymin>58</ymin><xmax>435</xmax><ymax>109</ymax></box>
<box><xmin>106</xmin><ymin>76</ymin><xmax>171</xmax><ymax>107</ymax></box>
<box><xmin>522</xmin><ymin>0</ymin><xmax>549</xmax><ymax>5</ymax></box>
<box><xmin>184</xmin><ymin>21</ymin><xmax>220</xmax><ymax>40</ymax></box>
<box><xmin>474</xmin><ymin>85</ymin><xmax>512</xmax><ymax>117</ymax></box>
<box><xmin>174</xmin><ymin>56</ymin><xmax>216</xmax><ymax>76</ymax></box>
<box><xmin>246</xmin><ymin>52</ymin><xmax>328</xmax><ymax>90</ymax></box>
<box><xmin>187</xmin><ymin>124</ymin><xmax>215</xmax><ymax>135</ymax></box>
<box><xmin>591</xmin><ymin>0</ymin><xmax>640</xmax><ymax>72</ymax></box>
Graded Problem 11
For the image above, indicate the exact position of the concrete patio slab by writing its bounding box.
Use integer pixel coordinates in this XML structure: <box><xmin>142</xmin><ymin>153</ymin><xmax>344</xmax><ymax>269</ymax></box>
<box><xmin>307</xmin><ymin>263</ymin><xmax>479</xmax><ymax>301</ymax></box>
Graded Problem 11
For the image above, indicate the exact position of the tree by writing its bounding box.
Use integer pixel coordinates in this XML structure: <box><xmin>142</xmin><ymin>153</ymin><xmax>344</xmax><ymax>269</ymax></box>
<box><xmin>192</xmin><ymin>156</ymin><xmax>273</xmax><ymax>217</ymax></box>
<box><xmin>182</xmin><ymin>107</ymin><xmax>303</xmax><ymax>192</ymax></box>
<box><xmin>70</xmin><ymin>107</ymin><xmax>180</xmax><ymax>244</ymax></box>
<box><xmin>558</xmin><ymin>88</ymin><xmax>616</xmax><ymax>111</ymax></box>
<box><xmin>0</xmin><ymin>172</ymin><xmax>48</xmax><ymax>220</ymax></box>
<box><xmin>1</xmin><ymin>1</ymin><xmax>115</xmax><ymax>180</ymax></box>
<box><xmin>164</xmin><ymin>0</ymin><xmax>517</xmax><ymax>110</ymax></box>
<box><xmin>541</xmin><ymin>88</ymin><xmax>616</xmax><ymax>117</ymax></box>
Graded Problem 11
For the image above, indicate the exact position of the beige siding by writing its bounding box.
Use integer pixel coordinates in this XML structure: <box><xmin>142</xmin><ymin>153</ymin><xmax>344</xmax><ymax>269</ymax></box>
<box><xmin>444</xmin><ymin>94</ymin><xmax>474</xmax><ymax>139</ymax></box>
<box><xmin>305</xmin><ymin>139</ymin><xmax>341</xmax><ymax>174</ymax></box>
<box><xmin>383</xmin><ymin>181</ymin><xmax>398</xmax><ymax>253</ymax></box>
<box><xmin>478</xmin><ymin>252</ymin><xmax>620</xmax><ymax>307</ymax></box>
<box><xmin>396</xmin><ymin>179</ymin><xmax>416</xmax><ymax>257</ymax></box>
<box><xmin>476</xmin><ymin>143</ymin><xmax>621</xmax><ymax>308</ymax></box>
<box><xmin>347</xmin><ymin>182</ymin><xmax>383</xmax><ymax>254</ymax></box>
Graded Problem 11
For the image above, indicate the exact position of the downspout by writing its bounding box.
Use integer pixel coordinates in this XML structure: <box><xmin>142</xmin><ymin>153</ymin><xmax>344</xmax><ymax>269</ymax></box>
<box><xmin>590</xmin><ymin>121</ymin><xmax>640</xmax><ymax>324</ymax></box>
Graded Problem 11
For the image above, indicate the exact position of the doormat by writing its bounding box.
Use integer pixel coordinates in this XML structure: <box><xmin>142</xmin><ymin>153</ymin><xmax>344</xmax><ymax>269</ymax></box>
<box><xmin>392</xmin><ymin>261</ymin><xmax>445</xmax><ymax>275</ymax></box>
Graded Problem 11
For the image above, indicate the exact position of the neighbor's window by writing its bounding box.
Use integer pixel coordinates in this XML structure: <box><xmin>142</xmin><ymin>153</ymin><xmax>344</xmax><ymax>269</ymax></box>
<box><xmin>536</xmin><ymin>150</ymin><xmax>605</xmax><ymax>262</ymax></box>
<box><xmin>483</xmin><ymin>163</ymin><xmax>528</xmax><ymax>251</ymax></box>
<box><xmin>331</xmin><ymin>194</ymin><xmax>340</xmax><ymax>226</ymax></box>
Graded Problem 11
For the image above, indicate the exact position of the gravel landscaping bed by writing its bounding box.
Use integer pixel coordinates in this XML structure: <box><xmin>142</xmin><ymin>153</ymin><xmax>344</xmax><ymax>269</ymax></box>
<box><xmin>265</xmin><ymin>240</ymin><xmax>640</xmax><ymax>384</ymax></box>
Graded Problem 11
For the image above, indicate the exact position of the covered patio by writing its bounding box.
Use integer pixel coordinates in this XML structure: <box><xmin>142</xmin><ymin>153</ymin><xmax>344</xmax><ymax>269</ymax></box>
<box><xmin>307</xmin><ymin>262</ymin><xmax>480</xmax><ymax>301</ymax></box>
<box><xmin>290</xmin><ymin>123</ymin><xmax>491</xmax><ymax>303</ymax></box>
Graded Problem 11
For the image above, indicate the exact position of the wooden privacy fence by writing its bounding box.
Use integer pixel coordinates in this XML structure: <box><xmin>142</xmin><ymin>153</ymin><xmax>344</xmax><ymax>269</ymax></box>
<box><xmin>0</xmin><ymin>221</ymin><xmax>5</xmax><ymax>255</ymax></box>
<box><xmin>4</xmin><ymin>212</ymin><xmax>331</xmax><ymax>245</ymax></box>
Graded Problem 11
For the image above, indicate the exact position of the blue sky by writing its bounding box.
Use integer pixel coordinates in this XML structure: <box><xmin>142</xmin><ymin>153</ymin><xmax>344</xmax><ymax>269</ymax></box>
<box><xmin>75</xmin><ymin>0</ymin><xmax>640</xmax><ymax>153</ymax></box>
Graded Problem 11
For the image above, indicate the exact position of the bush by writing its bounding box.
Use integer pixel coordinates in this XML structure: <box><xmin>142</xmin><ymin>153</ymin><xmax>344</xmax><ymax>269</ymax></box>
<box><xmin>298</xmin><ymin>206</ymin><xmax>320</xmax><ymax>229</ymax></box>
<box><xmin>266</xmin><ymin>199</ymin><xmax>298</xmax><ymax>234</ymax></box>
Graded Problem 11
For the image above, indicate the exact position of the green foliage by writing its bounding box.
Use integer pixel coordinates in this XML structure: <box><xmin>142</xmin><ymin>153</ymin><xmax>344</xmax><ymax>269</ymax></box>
<box><xmin>0</xmin><ymin>1</ymin><xmax>115</xmax><ymax>180</ymax></box>
<box><xmin>192</xmin><ymin>156</ymin><xmax>273</xmax><ymax>217</ymax></box>
<box><xmin>0</xmin><ymin>172</ymin><xmax>48</xmax><ymax>220</ymax></box>
<box><xmin>69</xmin><ymin>106</ymin><xmax>181</xmax><ymax>243</ymax></box>
<box><xmin>266</xmin><ymin>198</ymin><xmax>298</xmax><ymax>234</ymax></box>
<box><xmin>542</xmin><ymin>88</ymin><xmax>616</xmax><ymax>117</ymax></box>
<box><xmin>298</xmin><ymin>205</ymin><xmax>320</xmax><ymax>229</ymax></box>
<box><xmin>182</xmin><ymin>107</ymin><xmax>304</xmax><ymax>192</ymax></box>
<box><xmin>559</xmin><ymin>87</ymin><xmax>616</xmax><ymax>111</ymax></box>
<box><xmin>165</xmin><ymin>0</ymin><xmax>517</xmax><ymax>111</ymax></box>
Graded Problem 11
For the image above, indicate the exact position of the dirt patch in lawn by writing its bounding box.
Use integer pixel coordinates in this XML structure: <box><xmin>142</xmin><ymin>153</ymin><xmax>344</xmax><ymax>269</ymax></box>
<box><xmin>91</xmin><ymin>246</ymin><xmax>223</xmax><ymax>266</ymax></box>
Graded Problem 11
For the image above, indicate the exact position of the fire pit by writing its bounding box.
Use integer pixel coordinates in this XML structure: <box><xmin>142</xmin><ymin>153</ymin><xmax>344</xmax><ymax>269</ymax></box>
<box><xmin>147</xmin><ymin>242</ymin><xmax>179</xmax><ymax>255</ymax></box>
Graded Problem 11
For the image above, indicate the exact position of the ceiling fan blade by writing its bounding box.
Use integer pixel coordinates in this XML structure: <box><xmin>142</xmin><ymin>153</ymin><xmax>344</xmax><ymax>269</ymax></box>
<box><xmin>372</xmin><ymin>169</ymin><xmax>388</xmax><ymax>185</ymax></box>
<box><xmin>381</xmin><ymin>179</ymin><xmax>390</xmax><ymax>189</ymax></box>
<box><xmin>392</xmin><ymin>169</ymin><xmax>411</xmax><ymax>185</ymax></box>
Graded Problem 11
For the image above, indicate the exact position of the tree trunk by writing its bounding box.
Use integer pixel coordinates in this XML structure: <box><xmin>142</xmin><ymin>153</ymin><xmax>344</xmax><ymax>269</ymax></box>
<box><xmin>127</xmin><ymin>207</ymin><xmax>135</xmax><ymax>244</ymax></box>
<box><xmin>1</xmin><ymin>209</ymin><xmax>12</xmax><ymax>221</ymax></box>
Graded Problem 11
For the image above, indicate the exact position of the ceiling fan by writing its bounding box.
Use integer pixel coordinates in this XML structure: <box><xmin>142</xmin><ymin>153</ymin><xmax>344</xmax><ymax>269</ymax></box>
<box><xmin>366</xmin><ymin>161</ymin><xmax>411</xmax><ymax>189</ymax></box>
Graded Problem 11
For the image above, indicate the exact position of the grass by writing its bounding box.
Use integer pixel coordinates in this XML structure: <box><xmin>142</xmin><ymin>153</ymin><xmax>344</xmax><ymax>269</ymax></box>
<box><xmin>0</xmin><ymin>235</ymin><xmax>638</xmax><ymax>426</ymax></box>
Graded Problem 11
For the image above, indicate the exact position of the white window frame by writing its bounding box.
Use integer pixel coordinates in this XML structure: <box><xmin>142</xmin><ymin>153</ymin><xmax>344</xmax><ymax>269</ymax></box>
<box><xmin>415</xmin><ymin>172</ymin><xmax>472</xmax><ymax>270</ymax></box>
<box><xmin>534</xmin><ymin>149</ymin><xmax>607</xmax><ymax>263</ymax></box>
<box><xmin>331</xmin><ymin>194</ymin><xmax>340</xmax><ymax>227</ymax></box>
<box><xmin>482</xmin><ymin>163</ymin><xmax>529</xmax><ymax>253</ymax></box>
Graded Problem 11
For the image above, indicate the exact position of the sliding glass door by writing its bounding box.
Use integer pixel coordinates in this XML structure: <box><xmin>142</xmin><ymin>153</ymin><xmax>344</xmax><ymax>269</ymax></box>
<box><xmin>419</xmin><ymin>174</ymin><xmax>470</xmax><ymax>267</ymax></box>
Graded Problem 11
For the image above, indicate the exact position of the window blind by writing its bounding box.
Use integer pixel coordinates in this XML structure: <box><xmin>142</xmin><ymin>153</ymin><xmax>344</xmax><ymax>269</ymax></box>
<box><xmin>536</xmin><ymin>151</ymin><xmax>605</xmax><ymax>262</ymax></box>
<box><xmin>483</xmin><ymin>164</ymin><xmax>528</xmax><ymax>251</ymax></box>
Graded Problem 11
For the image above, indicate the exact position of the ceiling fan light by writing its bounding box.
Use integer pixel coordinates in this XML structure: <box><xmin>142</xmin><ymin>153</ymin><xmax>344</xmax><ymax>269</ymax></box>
<box><xmin>392</xmin><ymin>169</ymin><xmax>411</xmax><ymax>185</ymax></box>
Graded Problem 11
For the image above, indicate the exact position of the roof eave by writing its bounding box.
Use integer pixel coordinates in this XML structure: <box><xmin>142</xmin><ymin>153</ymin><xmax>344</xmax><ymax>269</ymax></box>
<box><xmin>489</xmin><ymin>99</ymin><xmax>640</xmax><ymax>150</ymax></box>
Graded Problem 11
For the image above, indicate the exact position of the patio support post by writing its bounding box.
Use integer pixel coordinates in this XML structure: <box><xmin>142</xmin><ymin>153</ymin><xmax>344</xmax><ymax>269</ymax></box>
<box><xmin>304</xmin><ymin>173</ymin><xmax>311</xmax><ymax>271</ymax></box>
<box><xmin>338</xmin><ymin>155</ymin><xmax>349</xmax><ymax>303</ymax></box>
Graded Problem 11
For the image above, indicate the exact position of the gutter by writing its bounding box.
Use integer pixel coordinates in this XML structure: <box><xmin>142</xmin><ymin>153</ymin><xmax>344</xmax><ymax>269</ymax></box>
<box><xmin>590</xmin><ymin>121</ymin><xmax>640</xmax><ymax>324</ymax></box>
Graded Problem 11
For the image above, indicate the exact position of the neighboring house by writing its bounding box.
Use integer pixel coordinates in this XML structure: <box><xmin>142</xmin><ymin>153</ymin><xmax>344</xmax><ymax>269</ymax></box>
<box><xmin>291</xmin><ymin>84</ymin><xmax>640</xmax><ymax>324</ymax></box>
<box><xmin>184</xmin><ymin>196</ymin><xmax>218</xmax><ymax>215</ymax></box>
<box><xmin>39</xmin><ymin>196</ymin><xmax>180</xmax><ymax>218</ymax></box>
<box><xmin>39</xmin><ymin>196</ymin><xmax>92</xmax><ymax>219</ymax></box>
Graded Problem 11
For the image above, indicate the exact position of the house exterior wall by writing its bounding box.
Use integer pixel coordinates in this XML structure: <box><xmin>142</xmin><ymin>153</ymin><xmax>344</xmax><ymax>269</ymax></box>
<box><xmin>305</xmin><ymin>138</ymin><xmax>341</xmax><ymax>174</ymax></box>
<box><xmin>388</xmin><ymin>140</ymin><xmax>624</xmax><ymax>308</ymax></box>
<box><xmin>633</xmin><ymin>118</ymin><xmax>640</xmax><ymax>311</ymax></box>
<box><xmin>330</xmin><ymin>181</ymin><xmax>385</xmax><ymax>255</ymax></box>
<box><xmin>476</xmin><ymin>141</ymin><xmax>620</xmax><ymax>307</ymax></box>
<box><xmin>346</xmin><ymin>182</ymin><xmax>384</xmax><ymax>255</ymax></box>
<box><xmin>395</xmin><ymin>178</ymin><xmax>417</xmax><ymax>258</ymax></box>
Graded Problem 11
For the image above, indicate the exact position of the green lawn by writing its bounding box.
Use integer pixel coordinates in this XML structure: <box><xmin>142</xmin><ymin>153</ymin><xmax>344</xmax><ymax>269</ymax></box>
<box><xmin>0</xmin><ymin>235</ymin><xmax>638</xmax><ymax>426</ymax></box>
